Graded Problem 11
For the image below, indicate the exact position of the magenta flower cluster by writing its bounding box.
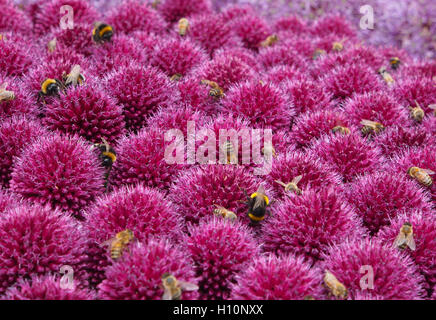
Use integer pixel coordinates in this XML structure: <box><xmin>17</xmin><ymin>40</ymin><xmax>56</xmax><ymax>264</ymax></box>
<box><xmin>0</xmin><ymin>0</ymin><xmax>434</xmax><ymax>300</ymax></box>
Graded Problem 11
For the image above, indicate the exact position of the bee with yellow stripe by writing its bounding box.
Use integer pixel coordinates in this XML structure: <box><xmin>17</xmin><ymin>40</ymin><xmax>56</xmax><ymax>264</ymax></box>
<box><xmin>37</xmin><ymin>78</ymin><xmax>65</xmax><ymax>103</ymax></box>
<box><xmin>394</xmin><ymin>222</ymin><xmax>416</xmax><ymax>251</ymax></box>
<box><xmin>92</xmin><ymin>22</ymin><xmax>114</xmax><ymax>43</ymax></box>
<box><xmin>242</xmin><ymin>184</ymin><xmax>270</xmax><ymax>224</ymax></box>
<box><xmin>389</xmin><ymin>57</ymin><xmax>400</xmax><ymax>70</ymax></box>
<box><xmin>101</xmin><ymin>229</ymin><xmax>134</xmax><ymax>261</ymax></box>
<box><xmin>93</xmin><ymin>138</ymin><xmax>117</xmax><ymax>191</ymax></box>
<box><xmin>178</xmin><ymin>18</ymin><xmax>189</xmax><ymax>37</ymax></box>
<box><xmin>360</xmin><ymin>119</ymin><xmax>384</xmax><ymax>136</ymax></box>
<box><xmin>407</xmin><ymin>166</ymin><xmax>434</xmax><ymax>187</ymax></box>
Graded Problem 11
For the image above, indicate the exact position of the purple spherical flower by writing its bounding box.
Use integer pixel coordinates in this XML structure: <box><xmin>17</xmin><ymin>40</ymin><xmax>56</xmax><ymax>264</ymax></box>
<box><xmin>265</xmin><ymin>151</ymin><xmax>341</xmax><ymax>201</ymax></box>
<box><xmin>0</xmin><ymin>76</ymin><xmax>37</xmax><ymax>117</ymax></box>
<box><xmin>422</xmin><ymin>116</ymin><xmax>436</xmax><ymax>137</ymax></box>
<box><xmin>198</xmin><ymin>54</ymin><xmax>255</xmax><ymax>91</ymax></box>
<box><xmin>185</xmin><ymin>13</ymin><xmax>241</xmax><ymax>56</ymax></box>
<box><xmin>264</xmin><ymin>64</ymin><xmax>306</xmax><ymax>86</ymax></box>
<box><xmin>377</xmin><ymin>210</ymin><xmax>436</xmax><ymax>297</ymax></box>
<box><xmin>273</xmin><ymin>15</ymin><xmax>308</xmax><ymax>34</ymax></box>
<box><xmin>0</xmin><ymin>188</ymin><xmax>20</xmax><ymax>214</ymax></box>
<box><xmin>33</xmin><ymin>0</ymin><xmax>99</xmax><ymax>35</ymax></box>
<box><xmin>320</xmin><ymin>239</ymin><xmax>425</xmax><ymax>300</ymax></box>
<box><xmin>151</xmin><ymin>38</ymin><xmax>207</xmax><ymax>78</ymax></box>
<box><xmin>321</xmin><ymin>63</ymin><xmax>382</xmax><ymax>101</ymax></box>
<box><xmin>342</xmin><ymin>91</ymin><xmax>409</xmax><ymax>129</ymax></box>
<box><xmin>158</xmin><ymin>0</ymin><xmax>212</xmax><ymax>23</ymax></box>
<box><xmin>230</xmin><ymin>254</ymin><xmax>323</xmax><ymax>300</ymax></box>
<box><xmin>344</xmin><ymin>171</ymin><xmax>432</xmax><ymax>235</ymax></box>
<box><xmin>0</xmin><ymin>38</ymin><xmax>32</xmax><ymax>77</ymax></box>
<box><xmin>221</xmin><ymin>80</ymin><xmax>294</xmax><ymax>131</ymax></box>
<box><xmin>43</xmin><ymin>84</ymin><xmax>125</xmax><ymax>144</ymax></box>
<box><xmin>109</xmin><ymin>127</ymin><xmax>185</xmax><ymax>190</ymax></box>
<box><xmin>310</xmin><ymin>133</ymin><xmax>383</xmax><ymax>183</ymax></box>
<box><xmin>176</xmin><ymin>76</ymin><xmax>219</xmax><ymax>115</ymax></box>
<box><xmin>394</xmin><ymin>76</ymin><xmax>436</xmax><ymax>114</ymax></box>
<box><xmin>48</xmin><ymin>23</ymin><xmax>95</xmax><ymax>56</ymax></box>
<box><xmin>104</xmin><ymin>63</ymin><xmax>178</xmax><ymax>132</ymax></box>
<box><xmin>98</xmin><ymin>238</ymin><xmax>199</xmax><ymax>300</ymax></box>
<box><xmin>0</xmin><ymin>116</ymin><xmax>48</xmax><ymax>187</ymax></box>
<box><xmin>219</xmin><ymin>4</ymin><xmax>257</xmax><ymax>23</ymax></box>
<box><xmin>0</xmin><ymin>204</ymin><xmax>88</xmax><ymax>294</ymax></box>
<box><xmin>0</xmin><ymin>3</ymin><xmax>33</xmax><ymax>35</ymax></box>
<box><xmin>10</xmin><ymin>134</ymin><xmax>105</xmax><ymax>218</ymax></box>
<box><xmin>283</xmin><ymin>78</ymin><xmax>333</xmax><ymax>115</ymax></box>
<box><xmin>291</xmin><ymin>109</ymin><xmax>352</xmax><ymax>148</ymax></box>
<box><xmin>310</xmin><ymin>15</ymin><xmax>357</xmax><ymax>39</ymax></box>
<box><xmin>229</xmin><ymin>13</ymin><xmax>271</xmax><ymax>50</ymax></box>
<box><xmin>374</xmin><ymin>126</ymin><xmax>436</xmax><ymax>157</ymax></box>
<box><xmin>213</xmin><ymin>47</ymin><xmax>261</xmax><ymax>72</ymax></box>
<box><xmin>106</xmin><ymin>0</ymin><xmax>167</xmax><ymax>34</ymax></box>
<box><xmin>258</xmin><ymin>45</ymin><xmax>307</xmax><ymax>70</ymax></box>
<box><xmin>185</xmin><ymin>218</ymin><xmax>259</xmax><ymax>299</ymax></box>
<box><xmin>2</xmin><ymin>274</ymin><xmax>94</xmax><ymax>300</ymax></box>
<box><xmin>262</xmin><ymin>187</ymin><xmax>365</xmax><ymax>263</ymax></box>
<box><xmin>169</xmin><ymin>165</ymin><xmax>262</xmax><ymax>224</ymax></box>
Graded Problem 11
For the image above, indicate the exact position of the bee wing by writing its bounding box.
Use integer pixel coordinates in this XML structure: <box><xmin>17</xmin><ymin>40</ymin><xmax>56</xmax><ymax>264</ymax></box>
<box><xmin>393</xmin><ymin>232</ymin><xmax>407</xmax><ymax>248</ymax></box>
<box><xmin>178</xmin><ymin>281</ymin><xmax>199</xmax><ymax>292</ymax></box>
<box><xmin>422</xmin><ymin>169</ymin><xmax>435</xmax><ymax>175</ymax></box>
<box><xmin>274</xmin><ymin>180</ymin><xmax>287</xmax><ymax>188</ymax></box>
<box><xmin>292</xmin><ymin>175</ymin><xmax>303</xmax><ymax>185</ymax></box>
<box><xmin>360</xmin><ymin>119</ymin><xmax>376</xmax><ymax>126</ymax></box>
<box><xmin>66</xmin><ymin>65</ymin><xmax>81</xmax><ymax>85</ymax></box>
<box><xmin>253</xmin><ymin>194</ymin><xmax>265</xmax><ymax>210</ymax></box>
<box><xmin>406</xmin><ymin>235</ymin><xmax>416</xmax><ymax>251</ymax></box>
<box><xmin>162</xmin><ymin>287</ymin><xmax>173</xmax><ymax>300</ymax></box>
<box><xmin>99</xmin><ymin>237</ymin><xmax>115</xmax><ymax>248</ymax></box>
<box><xmin>0</xmin><ymin>82</ymin><xmax>7</xmax><ymax>91</ymax></box>
<box><xmin>428</xmin><ymin>104</ymin><xmax>436</xmax><ymax>110</ymax></box>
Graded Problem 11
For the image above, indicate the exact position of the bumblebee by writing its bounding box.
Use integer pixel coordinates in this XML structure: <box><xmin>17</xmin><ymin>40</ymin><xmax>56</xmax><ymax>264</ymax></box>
<box><xmin>37</xmin><ymin>78</ymin><xmax>64</xmax><ymax>103</ymax></box>
<box><xmin>389</xmin><ymin>57</ymin><xmax>400</xmax><ymax>70</ymax></box>
<box><xmin>242</xmin><ymin>184</ymin><xmax>270</xmax><ymax>224</ymax></box>
<box><xmin>62</xmin><ymin>65</ymin><xmax>85</xmax><ymax>87</ymax></box>
<box><xmin>93</xmin><ymin>138</ymin><xmax>117</xmax><ymax>191</ymax></box>
<box><xmin>92</xmin><ymin>22</ymin><xmax>114</xmax><ymax>43</ymax></box>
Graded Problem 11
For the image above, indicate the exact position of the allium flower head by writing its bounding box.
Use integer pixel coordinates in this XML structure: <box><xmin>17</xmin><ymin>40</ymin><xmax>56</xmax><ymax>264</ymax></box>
<box><xmin>386</xmin><ymin>146</ymin><xmax>436</xmax><ymax>202</ymax></box>
<box><xmin>264</xmin><ymin>64</ymin><xmax>306</xmax><ymax>86</ymax></box>
<box><xmin>321</xmin><ymin>63</ymin><xmax>382</xmax><ymax>101</ymax></box>
<box><xmin>320</xmin><ymin>239</ymin><xmax>425</xmax><ymax>300</ymax></box>
<box><xmin>229</xmin><ymin>13</ymin><xmax>271</xmax><ymax>50</ymax></box>
<box><xmin>2</xmin><ymin>274</ymin><xmax>94</xmax><ymax>300</ymax></box>
<box><xmin>197</xmin><ymin>54</ymin><xmax>255</xmax><ymax>91</ymax></box>
<box><xmin>158</xmin><ymin>0</ymin><xmax>212</xmax><ymax>23</ymax></box>
<box><xmin>377</xmin><ymin>210</ymin><xmax>436</xmax><ymax>296</ymax></box>
<box><xmin>169</xmin><ymin>165</ymin><xmax>262</xmax><ymax>224</ymax></box>
<box><xmin>185</xmin><ymin>13</ymin><xmax>241</xmax><ymax>56</ymax></box>
<box><xmin>151</xmin><ymin>38</ymin><xmax>207</xmax><ymax>78</ymax></box>
<box><xmin>43</xmin><ymin>84</ymin><xmax>125</xmax><ymax>144</ymax></box>
<box><xmin>394</xmin><ymin>76</ymin><xmax>436</xmax><ymax>114</ymax></box>
<box><xmin>221</xmin><ymin>80</ymin><xmax>294</xmax><ymax>131</ymax></box>
<box><xmin>219</xmin><ymin>4</ymin><xmax>257</xmax><ymax>23</ymax></box>
<box><xmin>213</xmin><ymin>47</ymin><xmax>261</xmax><ymax>72</ymax></box>
<box><xmin>110</xmin><ymin>127</ymin><xmax>185</xmax><ymax>190</ymax></box>
<box><xmin>310</xmin><ymin>15</ymin><xmax>357</xmax><ymax>39</ymax></box>
<box><xmin>0</xmin><ymin>3</ymin><xmax>33</xmax><ymax>35</ymax></box>
<box><xmin>0</xmin><ymin>38</ymin><xmax>33</xmax><ymax>77</ymax></box>
<box><xmin>33</xmin><ymin>0</ymin><xmax>99</xmax><ymax>35</ymax></box>
<box><xmin>273</xmin><ymin>15</ymin><xmax>308</xmax><ymax>34</ymax></box>
<box><xmin>258</xmin><ymin>45</ymin><xmax>307</xmax><ymax>70</ymax></box>
<box><xmin>0</xmin><ymin>204</ymin><xmax>88</xmax><ymax>294</ymax></box>
<box><xmin>374</xmin><ymin>126</ymin><xmax>436</xmax><ymax>157</ymax></box>
<box><xmin>0</xmin><ymin>116</ymin><xmax>48</xmax><ymax>187</ymax></box>
<box><xmin>104</xmin><ymin>63</ymin><xmax>178</xmax><ymax>132</ymax></box>
<box><xmin>343</xmin><ymin>91</ymin><xmax>410</xmax><ymax>129</ymax></box>
<box><xmin>48</xmin><ymin>23</ymin><xmax>95</xmax><ymax>57</ymax></box>
<box><xmin>265</xmin><ymin>151</ymin><xmax>341</xmax><ymax>201</ymax></box>
<box><xmin>262</xmin><ymin>187</ymin><xmax>365</xmax><ymax>263</ymax></box>
<box><xmin>98</xmin><ymin>238</ymin><xmax>198</xmax><ymax>300</ymax></box>
<box><xmin>344</xmin><ymin>171</ymin><xmax>432</xmax><ymax>235</ymax></box>
<box><xmin>423</xmin><ymin>116</ymin><xmax>436</xmax><ymax>137</ymax></box>
<box><xmin>230</xmin><ymin>254</ymin><xmax>323</xmax><ymax>300</ymax></box>
<box><xmin>399</xmin><ymin>60</ymin><xmax>436</xmax><ymax>81</ymax></box>
<box><xmin>106</xmin><ymin>0</ymin><xmax>167</xmax><ymax>34</ymax></box>
<box><xmin>10</xmin><ymin>134</ymin><xmax>105</xmax><ymax>218</ymax></box>
<box><xmin>176</xmin><ymin>77</ymin><xmax>219</xmax><ymax>115</ymax></box>
<box><xmin>310</xmin><ymin>133</ymin><xmax>383</xmax><ymax>182</ymax></box>
<box><xmin>85</xmin><ymin>184</ymin><xmax>183</xmax><ymax>246</ymax></box>
<box><xmin>0</xmin><ymin>188</ymin><xmax>20</xmax><ymax>214</ymax></box>
<box><xmin>291</xmin><ymin>109</ymin><xmax>352</xmax><ymax>148</ymax></box>
<box><xmin>185</xmin><ymin>218</ymin><xmax>259</xmax><ymax>300</ymax></box>
<box><xmin>283</xmin><ymin>78</ymin><xmax>333</xmax><ymax>115</ymax></box>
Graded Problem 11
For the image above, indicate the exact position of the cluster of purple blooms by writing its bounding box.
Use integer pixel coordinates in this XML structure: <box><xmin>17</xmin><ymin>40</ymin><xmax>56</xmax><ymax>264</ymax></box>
<box><xmin>0</xmin><ymin>0</ymin><xmax>435</xmax><ymax>300</ymax></box>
